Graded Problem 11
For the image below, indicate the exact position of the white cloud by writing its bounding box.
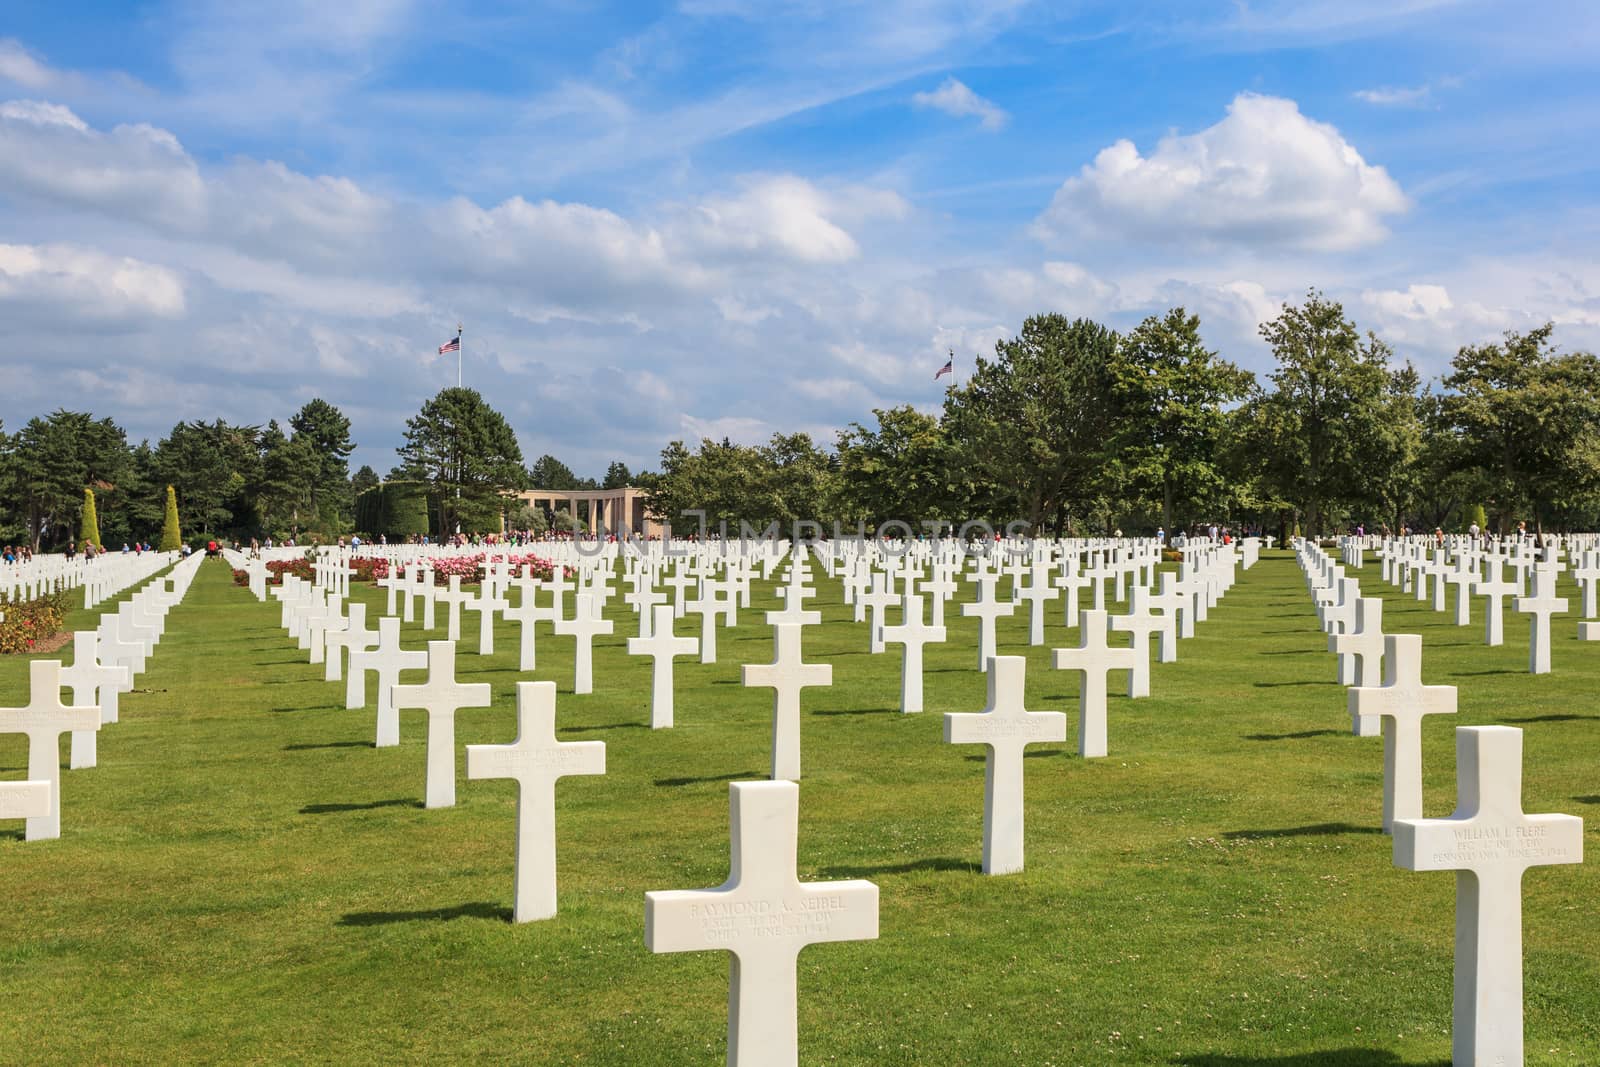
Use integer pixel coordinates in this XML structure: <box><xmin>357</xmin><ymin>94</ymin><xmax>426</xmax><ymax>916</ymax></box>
<box><xmin>1037</xmin><ymin>93</ymin><xmax>1410</xmax><ymax>251</ymax></box>
<box><xmin>1353</xmin><ymin>76</ymin><xmax>1461</xmax><ymax>108</ymax></box>
<box><xmin>912</xmin><ymin>77</ymin><xmax>1009</xmax><ymax>130</ymax></box>
<box><xmin>682</xmin><ymin>175</ymin><xmax>907</xmax><ymax>265</ymax></box>
<box><xmin>0</xmin><ymin>40</ymin><xmax>62</xmax><ymax>91</ymax></box>
<box><xmin>0</xmin><ymin>243</ymin><xmax>185</xmax><ymax>320</ymax></box>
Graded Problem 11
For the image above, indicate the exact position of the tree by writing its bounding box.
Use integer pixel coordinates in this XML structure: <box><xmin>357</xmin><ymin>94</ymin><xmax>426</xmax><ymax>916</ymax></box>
<box><xmin>1110</xmin><ymin>308</ymin><xmax>1253</xmax><ymax>529</ymax></box>
<box><xmin>153</xmin><ymin>420</ymin><xmax>260</xmax><ymax>537</ymax></box>
<box><xmin>80</xmin><ymin>488</ymin><xmax>102</xmax><ymax>549</ymax></box>
<box><xmin>395</xmin><ymin>387</ymin><xmax>526</xmax><ymax>534</ymax></box>
<box><xmin>529</xmin><ymin>454</ymin><xmax>580</xmax><ymax>489</ymax></box>
<box><xmin>1247</xmin><ymin>291</ymin><xmax>1393</xmax><ymax>534</ymax></box>
<box><xmin>10</xmin><ymin>411</ymin><xmax>130</xmax><ymax>549</ymax></box>
<box><xmin>289</xmin><ymin>399</ymin><xmax>355</xmax><ymax>532</ymax></box>
<box><xmin>1440</xmin><ymin>324</ymin><xmax>1600</xmax><ymax>533</ymax></box>
<box><xmin>351</xmin><ymin>465</ymin><xmax>380</xmax><ymax>496</ymax></box>
<box><xmin>602</xmin><ymin>461</ymin><xmax>632</xmax><ymax>489</ymax></box>
<box><xmin>159</xmin><ymin>485</ymin><xmax>182</xmax><ymax>550</ymax></box>
<box><xmin>943</xmin><ymin>315</ymin><xmax>1120</xmax><ymax>530</ymax></box>
<box><xmin>835</xmin><ymin>406</ymin><xmax>953</xmax><ymax>525</ymax></box>
<box><xmin>256</xmin><ymin>420</ymin><xmax>319</xmax><ymax>537</ymax></box>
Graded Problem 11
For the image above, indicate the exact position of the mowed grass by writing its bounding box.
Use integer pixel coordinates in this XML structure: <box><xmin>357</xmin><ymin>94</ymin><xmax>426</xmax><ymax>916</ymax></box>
<box><xmin>1</xmin><ymin>551</ymin><xmax>1597</xmax><ymax>1066</ymax></box>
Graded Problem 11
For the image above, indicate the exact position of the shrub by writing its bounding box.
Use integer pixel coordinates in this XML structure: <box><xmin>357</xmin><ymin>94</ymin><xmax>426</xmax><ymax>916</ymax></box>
<box><xmin>0</xmin><ymin>592</ymin><xmax>73</xmax><ymax>654</ymax></box>
<box><xmin>159</xmin><ymin>485</ymin><xmax>182</xmax><ymax>551</ymax></box>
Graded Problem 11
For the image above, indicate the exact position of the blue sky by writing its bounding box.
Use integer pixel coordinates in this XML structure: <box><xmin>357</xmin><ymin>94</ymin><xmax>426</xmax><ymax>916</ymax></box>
<box><xmin>2</xmin><ymin>0</ymin><xmax>1598</xmax><ymax>479</ymax></box>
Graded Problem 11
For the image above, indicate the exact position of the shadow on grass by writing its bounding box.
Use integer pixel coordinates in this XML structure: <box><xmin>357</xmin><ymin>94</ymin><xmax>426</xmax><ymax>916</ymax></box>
<box><xmin>819</xmin><ymin>856</ymin><xmax>978</xmax><ymax>878</ymax></box>
<box><xmin>1173</xmin><ymin>1053</ymin><xmax>1446</xmax><ymax>1066</ymax></box>
<box><xmin>1256</xmin><ymin>649</ymin><xmax>1319</xmax><ymax>657</ymax></box>
<box><xmin>813</xmin><ymin>707</ymin><xmax>898</xmax><ymax>717</ymax></box>
<box><xmin>655</xmin><ymin>770</ymin><xmax>763</xmax><ymax>787</ymax></box>
<box><xmin>1244</xmin><ymin>729</ymin><xmax>1344</xmax><ymax>741</ymax></box>
<box><xmin>270</xmin><ymin>705</ymin><xmax>342</xmax><ymax>714</ymax></box>
<box><xmin>558</xmin><ymin>722</ymin><xmax>646</xmax><ymax>733</ymax></box>
<box><xmin>1573</xmin><ymin>795</ymin><xmax>1600</xmax><ymax>805</ymax></box>
<box><xmin>1499</xmin><ymin>713</ymin><xmax>1600</xmax><ymax>724</ymax></box>
<box><xmin>1222</xmin><ymin>822</ymin><xmax>1381</xmax><ymax>841</ymax></box>
<box><xmin>338</xmin><ymin>901</ymin><xmax>511</xmax><ymax>927</ymax></box>
<box><xmin>963</xmin><ymin>750</ymin><xmax>1062</xmax><ymax>762</ymax></box>
<box><xmin>1252</xmin><ymin>680</ymin><xmax>1333</xmax><ymax>688</ymax></box>
<box><xmin>300</xmin><ymin>799</ymin><xmax>422</xmax><ymax>814</ymax></box>
<box><xmin>284</xmin><ymin>741</ymin><xmax>369</xmax><ymax>751</ymax></box>
<box><xmin>1453</xmin><ymin>668</ymin><xmax>1522</xmax><ymax>676</ymax></box>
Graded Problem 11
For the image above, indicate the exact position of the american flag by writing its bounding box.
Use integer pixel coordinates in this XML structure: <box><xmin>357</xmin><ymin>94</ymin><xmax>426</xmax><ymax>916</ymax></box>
<box><xmin>438</xmin><ymin>335</ymin><xmax>460</xmax><ymax>355</ymax></box>
<box><xmin>934</xmin><ymin>355</ymin><xmax>953</xmax><ymax>380</ymax></box>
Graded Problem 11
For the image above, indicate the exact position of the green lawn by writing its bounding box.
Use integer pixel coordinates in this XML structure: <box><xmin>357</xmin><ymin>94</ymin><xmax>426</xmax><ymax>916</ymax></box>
<box><xmin>1</xmin><ymin>551</ymin><xmax>1596</xmax><ymax>1065</ymax></box>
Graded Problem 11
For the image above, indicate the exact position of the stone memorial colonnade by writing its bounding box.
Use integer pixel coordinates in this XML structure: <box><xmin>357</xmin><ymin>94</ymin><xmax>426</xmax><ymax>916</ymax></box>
<box><xmin>511</xmin><ymin>486</ymin><xmax>662</xmax><ymax>538</ymax></box>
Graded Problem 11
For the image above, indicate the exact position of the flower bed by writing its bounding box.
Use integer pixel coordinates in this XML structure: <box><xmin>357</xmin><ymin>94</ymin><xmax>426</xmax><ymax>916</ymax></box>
<box><xmin>362</xmin><ymin>553</ymin><xmax>560</xmax><ymax>586</ymax></box>
<box><xmin>231</xmin><ymin>558</ymin><xmax>315</xmax><ymax>587</ymax></box>
<box><xmin>0</xmin><ymin>591</ymin><xmax>73</xmax><ymax>654</ymax></box>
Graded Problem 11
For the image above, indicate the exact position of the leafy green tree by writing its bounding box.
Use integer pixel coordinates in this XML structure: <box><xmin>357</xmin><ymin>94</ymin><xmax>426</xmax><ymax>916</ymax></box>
<box><xmin>602</xmin><ymin>461</ymin><xmax>632</xmax><ymax>489</ymax></box>
<box><xmin>528</xmin><ymin>454</ymin><xmax>580</xmax><ymax>489</ymax></box>
<box><xmin>351</xmin><ymin>465</ymin><xmax>381</xmax><ymax>496</ymax></box>
<box><xmin>153</xmin><ymin>420</ymin><xmax>260</xmax><ymax>537</ymax></box>
<box><xmin>1246</xmin><ymin>291</ymin><xmax>1393</xmax><ymax>534</ymax></box>
<box><xmin>79</xmin><ymin>488</ymin><xmax>102</xmax><ymax>550</ymax></box>
<box><xmin>289</xmin><ymin>399</ymin><xmax>355</xmax><ymax>531</ymax></box>
<box><xmin>835</xmin><ymin>406</ymin><xmax>952</xmax><ymax>525</ymax></box>
<box><xmin>256</xmin><ymin>420</ymin><xmax>320</xmax><ymax>537</ymax></box>
<box><xmin>1440</xmin><ymin>324</ymin><xmax>1600</xmax><ymax>533</ymax></box>
<box><xmin>396</xmin><ymin>387</ymin><xmax>526</xmax><ymax>534</ymax></box>
<box><xmin>1110</xmin><ymin>308</ymin><xmax>1253</xmax><ymax>529</ymax></box>
<box><xmin>1362</xmin><ymin>363</ymin><xmax>1430</xmax><ymax>533</ymax></box>
<box><xmin>10</xmin><ymin>411</ymin><xmax>131</xmax><ymax>549</ymax></box>
<box><xmin>159</xmin><ymin>485</ymin><xmax>182</xmax><ymax>550</ymax></box>
<box><xmin>943</xmin><ymin>314</ymin><xmax>1120</xmax><ymax>530</ymax></box>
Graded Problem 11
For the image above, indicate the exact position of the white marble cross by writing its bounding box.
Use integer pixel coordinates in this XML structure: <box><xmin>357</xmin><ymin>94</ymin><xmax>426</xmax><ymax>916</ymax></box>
<box><xmin>392</xmin><ymin>640</ymin><xmax>493</xmax><ymax>809</ymax></box>
<box><xmin>742</xmin><ymin>623</ymin><xmax>831</xmax><ymax>781</ymax></box>
<box><xmin>1348</xmin><ymin>634</ymin><xmax>1457</xmax><ymax>831</ymax></box>
<box><xmin>687</xmin><ymin>585</ymin><xmax>732</xmax><ymax>665</ymax></box>
<box><xmin>1475</xmin><ymin>561</ymin><xmax>1518</xmax><ymax>647</ymax></box>
<box><xmin>346</xmin><ymin>616</ymin><xmax>428</xmax><ymax>748</ymax></box>
<box><xmin>1330</xmin><ymin>596</ymin><xmax>1384</xmax><ymax>688</ymax></box>
<box><xmin>466</xmin><ymin>583</ymin><xmax>509</xmax><ymax>656</ymax></box>
<box><xmin>1444</xmin><ymin>556</ymin><xmax>1476</xmax><ymax>627</ymax></box>
<box><xmin>554</xmin><ymin>593</ymin><xmax>614</xmax><ymax>695</ymax></box>
<box><xmin>323</xmin><ymin>602</ymin><xmax>377</xmax><ymax>683</ymax></box>
<box><xmin>858</xmin><ymin>573</ymin><xmax>899</xmax><ymax>654</ymax></box>
<box><xmin>1107</xmin><ymin>588</ymin><xmax>1160</xmax><ymax>699</ymax></box>
<box><xmin>767</xmin><ymin>583</ymin><xmax>821</xmax><ymax>628</ymax></box>
<box><xmin>1015</xmin><ymin>561</ymin><xmax>1060</xmax><ymax>646</ymax></box>
<box><xmin>466</xmin><ymin>680</ymin><xmax>604</xmax><ymax>922</ymax></box>
<box><xmin>628</xmin><ymin>604</ymin><xmax>699</xmax><ymax>729</ymax></box>
<box><xmin>1051</xmin><ymin>609</ymin><xmax>1136</xmax><ymax>759</ymax></box>
<box><xmin>502</xmin><ymin>572</ymin><xmax>553</xmax><ymax>671</ymax></box>
<box><xmin>644</xmin><ymin>780</ymin><xmax>878</xmax><ymax>1067</ymax></box>
<box><xmin>0</xmin><ymin>661</ymin><xmax>101</xmax><ymax>840</ymax></box>
<box><xmin>944</xmin><ymin>656</ymin><xmax>1066</xmax><ymax>874</ymax></box>
<box><xmin>62</xmin><ymin>631</ymin><xmax>130</xmax><ymax>770</ymax></box>
<box><xmin>961</xmin><ymin>572</ymin><xmax>1016</xmax><ymax>672</ymax></box>
<box><xmin>1393</xmin><ymin>726</ymin><xmax>1582</xmax><ymax>1067</ymax></box>
<box><xmin>1512</xmin><ymin>565</ymin><xmax>1567</xmax><ymax>674</ymax></box>
<box><xmin>434</xmin><ymin>575</ymin><xmax>474</xmax><ymax>641</ymax></box>
<box><xmin>878</xmin><ymin>595</ymin><xmax>946</xmax><ymax>714</ymax></box>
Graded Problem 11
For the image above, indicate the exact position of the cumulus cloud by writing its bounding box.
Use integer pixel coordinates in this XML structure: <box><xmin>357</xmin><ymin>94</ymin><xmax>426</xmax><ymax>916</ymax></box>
<box><xmin>1036</xmin><ymin>93</ymin><xmax>1409</xmax><ymax>251</ymax></box>
<box><xmin>0</xmin><ymin>243</ymin><xmax>185</xmax><ymax>321</ymax></box>
<box><xmin>681</xmin><ymin>174</ymin><xmax>907</xmax><ymax>265</ymax></box>
<box><xmin>0</xmin><ymin>39</ymin><xmax>62</xmax><ymax>91</ymax></box>
<box><xmin>912</xmin><ymin>77</ymin><xmax>1009</xmax><ymax>130</ymax></box>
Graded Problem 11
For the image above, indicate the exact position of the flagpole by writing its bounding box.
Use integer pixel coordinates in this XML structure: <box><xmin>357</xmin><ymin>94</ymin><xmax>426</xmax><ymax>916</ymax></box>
<box><xmin>456</xmin><ymin>321</ymin><xmax>463</xmax><ymax>389</ymax></box>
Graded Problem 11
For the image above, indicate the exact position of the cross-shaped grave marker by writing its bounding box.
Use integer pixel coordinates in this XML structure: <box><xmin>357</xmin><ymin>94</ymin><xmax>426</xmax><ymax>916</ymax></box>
<box><xmin>0</xmin><ymin>661</ymin><xmax>101</xmax><ymax>840</ymax></box>
<box><xmin>1393</xmin><ymin>726</ymin><xmax>1582</xmax><ymax>1067</ymax></box>
<box><xmin>944</xmin><ymin>655</ymin><xmax>1066</xmax><ymax>874</ymax></box>
<box><xmin>392</xmin><ymin>640</ymin><xmax>492</xmax><ymax>808</ymax></box>
<box><xmin>1051</xmin><ymin>609</ymin><xmax>1135</xmax><ymax>759</ymax></box>
<box><xmin>644</xmin><ymin>780</ymin><xmax>878</xmax><ymax>1067</ymax></box>
<box><xmin>434</xmin><ymin>575</ymin><xmax>474</xmax><ymax>642</ymax></box>
<box><xmin>742</xmin><ymin>623</ymin><xmax>831</xmax><ymax>781</ymax></box>
<box><xmin>62</xmin><ymin>631</ymin><xmax>130</xmax><ymax>770</ymax></box>
<box><xmin>1330</xmin><ymin>596</ymin><xmax>1384</xmax><ymax>689</ymax></box>
<box><xmin>347</xmin><ymin>615</ymin><xmax>428</xmax><ymax>748</ymax></box>
<box><xmin>553</xmin><ymin>593</ymin><xmax>615</xmax><ymax>695</ymax></box>
<box><xmin>466</xmin><ymin>680</ymin><xmax>604</xmax><ymax>921</ymax></box>
<box><xmin>961</xmin><ymin>571</ymin><xmax>1016</xmax><ymax>673</ymax></box>
<box><xmin>323</xmin><ymin>602</ymin><xmax>377</xmax><ymax>683</ymax></box>
<box><xmin>1107</xmin><ymin>587</ymin><xmax>1161</xmax><ymax>699</ymax></box>
<box><xmin>1349</xmin><ymin>633</ymin><xmax>1457</xmax><ymax>831</ymax></box>
<box><xmin>628</xmin><ymin>604</ymin><xmax>699</xmax><ymax>729</ymax></box>
<box><xmin>879</xmin><ymin>594</ymin><xmax>946</xmax><ymax>714</ymax></box>
<box><xmin>1512</xmin><ymin>564</ymin><xmax>1568</xmax><ymax>674</ymax></box>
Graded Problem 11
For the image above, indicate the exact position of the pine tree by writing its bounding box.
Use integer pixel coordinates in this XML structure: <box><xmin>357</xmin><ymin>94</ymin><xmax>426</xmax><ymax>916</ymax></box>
<box><xmin>80</xmin><ymin>487</ymin><xmax>102</xmax><ymax>550</ymax></box>
<box><xmin>159</xmin><ymin>485</ymin><xmax>182</xmax><ymax>550</ymax></box>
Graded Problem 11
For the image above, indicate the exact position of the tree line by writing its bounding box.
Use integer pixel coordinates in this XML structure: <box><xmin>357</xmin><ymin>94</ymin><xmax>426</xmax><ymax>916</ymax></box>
<box><xmin>644</xmin><ymin>292</ymin><xmax>1600</xmax><ymax>539</ymax></box>
<box><xmin>6</xmin><ymin>291</ymin><xmax>1595</xmax><ymax>549</ymax></box>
